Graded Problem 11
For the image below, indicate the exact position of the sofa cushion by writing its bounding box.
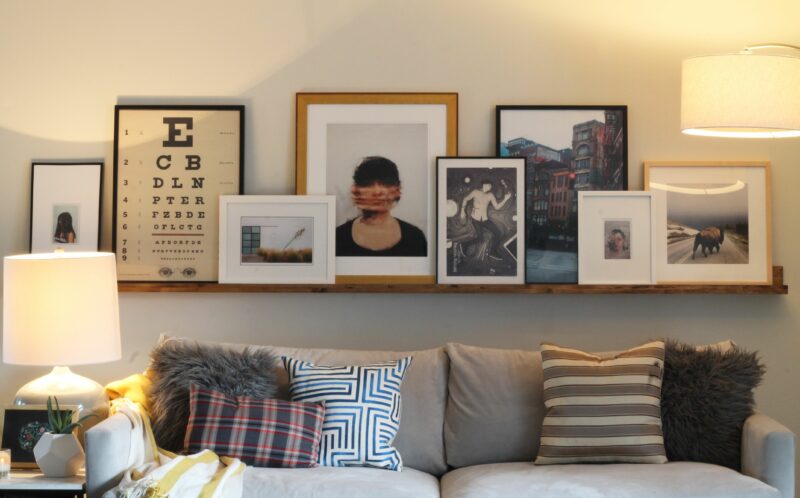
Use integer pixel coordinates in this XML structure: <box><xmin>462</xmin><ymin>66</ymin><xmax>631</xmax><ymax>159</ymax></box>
<box><xmin>242</xmin><ymin>465</ymin><xmax>439</xmax><ymax>498</ymax></box>
<box><xmin>185</xmin><ymin>385</ymin><xmax>325</xmax><ymax>468</ymax></box>
<box><xmin>444</xmin><ymin>343</ymin><xmax>544</xmax><ymax>467</ymax></box>
<box><xmin>147</xmin><ymin>337</ymin><xmax>279</xmax><ymax>452</ymax></box>
<box><xmin>440</xmin><ymin>462</ymin><xmax>780</xmax><ymax>498</ymax></box>
<box><xmin>535</xmin><ymin>340</ymin><xmax>667</xmax><ymax>464</ymax></box>
<box><xmin>161</xmin><ymin>336</ymin><xmax>449</xmax><ymax>476</ymax></box>
<box><xmin>283</xmin><ymin>356</ymin><xmax>412</xmax><ymax>470</ymax></box>
<box><xmin>662</xmin><ymin>339</ymin><xmax>764</xmax><ymax>470</ymax></box>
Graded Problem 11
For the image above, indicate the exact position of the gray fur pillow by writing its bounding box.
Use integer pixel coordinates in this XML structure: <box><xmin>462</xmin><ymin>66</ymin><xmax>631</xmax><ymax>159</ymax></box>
<box><xmin>148</xmin><ymin>338</ymin><xmax>278</xmax><ymax>452</ymax></box>
<box><xmin>661</xmin><ymin>339</ymin><xmax>765</xmax><ymax>470</ymax></box>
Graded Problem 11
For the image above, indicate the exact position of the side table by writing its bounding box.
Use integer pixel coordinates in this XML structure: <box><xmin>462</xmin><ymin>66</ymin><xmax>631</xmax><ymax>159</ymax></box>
<box><xmin>0</xmin><ymin>470</ymin><xmax>84</xmax><ymax>497</ymax></box>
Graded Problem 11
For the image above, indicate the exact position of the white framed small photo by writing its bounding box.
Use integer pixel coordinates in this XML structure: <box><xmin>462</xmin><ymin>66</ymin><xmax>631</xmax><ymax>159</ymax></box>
<box><xmin>578</xmin><ymin>192</ymin><xmax>655</xmax><ymax>285</ymax></box>
<box><xmin>219</xmin><ymin>195</ymin><xmax>335</xmax><ymax>284</ymax></box>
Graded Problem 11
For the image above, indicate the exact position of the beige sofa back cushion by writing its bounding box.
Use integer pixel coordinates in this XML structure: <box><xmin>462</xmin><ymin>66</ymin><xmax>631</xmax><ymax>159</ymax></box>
<box><xmin>444</xmin><ymin>343</ymin><xmax>545</xmax><ymax>468</ymax></box>
<box><xmin>163</xmin><ymin>336</ymin><xmax>449</xmax><ymax>476</ymax></box>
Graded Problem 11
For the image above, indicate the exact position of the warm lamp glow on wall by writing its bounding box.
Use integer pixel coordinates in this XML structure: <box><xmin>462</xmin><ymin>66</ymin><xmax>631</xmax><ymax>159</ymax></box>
<box><xmin>682</xmin><ymin>44</ymin><xmax>800</xmax><ymax>138</ymax></box>
<box><xmin>2</xmin><ymin>252</ymin><xmax>121</xmax><ymax>420</ymax></box>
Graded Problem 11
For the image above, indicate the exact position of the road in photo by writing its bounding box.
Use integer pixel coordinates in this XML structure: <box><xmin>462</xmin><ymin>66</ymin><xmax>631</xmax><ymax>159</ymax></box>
<box><xmin>665</xmin><ymin>182</ymin><xmax>749</xmax><ymax>265</ymax></box>
<box><xmin>526</xmin><ymin>248</ymin><xmax>577</xmax><ymax>282</ymax></box>
<box><xmin>667</xmin><ymin>230</ymin><xmax>749</xmax><ymax>264</ymax></box>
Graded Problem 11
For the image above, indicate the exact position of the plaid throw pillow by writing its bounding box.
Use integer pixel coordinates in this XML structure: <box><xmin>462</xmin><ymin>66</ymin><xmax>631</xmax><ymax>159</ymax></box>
<box><xmin>185</xmin><ymin>385</ymin><xmax>325</xmax><ymax>468</ymax></box>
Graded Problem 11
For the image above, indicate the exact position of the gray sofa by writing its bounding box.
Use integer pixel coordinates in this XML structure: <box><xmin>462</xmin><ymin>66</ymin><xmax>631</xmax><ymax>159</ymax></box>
<box><xmin>85</xmin><ymin>341</ymin><xmax>796</xmax><ymax>498</ymax></box>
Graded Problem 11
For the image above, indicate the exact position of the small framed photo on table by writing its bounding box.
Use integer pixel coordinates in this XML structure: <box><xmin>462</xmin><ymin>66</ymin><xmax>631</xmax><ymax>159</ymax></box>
<box><xmin>1</xmin><ymin>405</ymin><xmax>78</xmax><ymax>469</ymax></box>
<box><xmin>30</xmin><ymin>162</ymin><xmax>103</xmax><ymax>253</ymax></box>
<box><xmin>644</xmin><ymin>161</ymin><xmax>772</xmax><ymax>285</ymax></box>
<box><xmin>578</xmin><ymin>192</ymin><xmax>655</xmax><ymax>285</ymax></box>
<box><xmin>437</xmin><ymin>157</ymin><xmax>525</xmax><ymax>284</ymax></box>
<box><xmin>219</xmin><ymin>195</ymin><xmax>335</xmax><ymax>284</ymax></box>
<box><xmin>296</xmin><ymin>92</ymin><xmax>458</xmax><ymax>284</ymax></box>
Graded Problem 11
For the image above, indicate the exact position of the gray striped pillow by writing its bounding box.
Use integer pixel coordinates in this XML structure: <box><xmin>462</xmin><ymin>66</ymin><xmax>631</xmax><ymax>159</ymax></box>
<box><xmin>534</xmin><ymin>341</ymin><xmax>667</xmax><ymax>465</ymax></box>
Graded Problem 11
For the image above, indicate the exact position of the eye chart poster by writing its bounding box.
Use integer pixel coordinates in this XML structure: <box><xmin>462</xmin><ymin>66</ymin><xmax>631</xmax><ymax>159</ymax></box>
<box><xmin>113</xmin><ymin>105</ymin><xmax>244</xmax><ymax>282</ymax></box>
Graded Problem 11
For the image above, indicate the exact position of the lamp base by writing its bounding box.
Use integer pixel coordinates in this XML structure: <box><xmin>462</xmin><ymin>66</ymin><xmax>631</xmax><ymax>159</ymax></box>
<box><xmin>14</xmin><ymin>367</ymin><xmax>108</xmax><ymax>434</ymax></box>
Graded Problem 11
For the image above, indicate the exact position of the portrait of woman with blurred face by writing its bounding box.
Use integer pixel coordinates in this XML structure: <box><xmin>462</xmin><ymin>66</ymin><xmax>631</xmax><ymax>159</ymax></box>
<box><xmin>605</xmin><ymin>227</ymin><xmax>630</xmax><ymax>259</ymax></box>
<box><xmin>336</xmin><ymin>156</ymin><xmax>427</xmax><ymax>257</ymax></box>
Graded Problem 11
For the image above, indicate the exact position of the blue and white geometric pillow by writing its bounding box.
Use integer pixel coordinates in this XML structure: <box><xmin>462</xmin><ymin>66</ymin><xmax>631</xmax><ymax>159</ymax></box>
<box><xmin>282</xmin><ymin>356</ymin><xmax>413</xmax><ymax>471</ymax></box>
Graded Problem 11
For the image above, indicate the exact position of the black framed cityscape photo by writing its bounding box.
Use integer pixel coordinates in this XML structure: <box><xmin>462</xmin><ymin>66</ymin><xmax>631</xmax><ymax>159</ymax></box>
<box><xmin>496</xmin><ymin>105</ymin><xmax>628</xmax><ymax>283</ymax></box>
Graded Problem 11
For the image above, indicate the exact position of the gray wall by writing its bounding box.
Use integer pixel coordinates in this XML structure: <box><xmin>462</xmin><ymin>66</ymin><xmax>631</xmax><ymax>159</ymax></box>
<box><xmin>1</xmin><ymin>0</ymin><xmax>798</xmax><ymax>487</ymax></box>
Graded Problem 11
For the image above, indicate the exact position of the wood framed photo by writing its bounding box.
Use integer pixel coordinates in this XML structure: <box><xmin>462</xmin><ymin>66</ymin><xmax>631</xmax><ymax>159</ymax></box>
<box><xmin>113</xmin><ymin>105</ymin><xmax>244</xmax><ymax>282</ymax></box>
<box><xmin>296</xmin><ymin>92</ymin><xmax>458</xmax><ymax>284</ymax></box>
<box><xmin>496</xmin><ymin>105</ymin><xmax>628</xmax><ymax>284</ymax></box>
<box><xmin>578</xmin><ymin>192</ymin><xmax>655</xmax><ymax>285</ymax></box>
<box><xmin>219</xmin><ymin>195</ymin><xmax>336</xmax><ymax>284</ymax></box>
<box><xmin>644</xmin><ymin>161</ymin><xmax>772</xmax><ymax>285</ymax></box>
<box><xmin>1</xmin><ymin>405</ymin><xmax>78</xmax><ymax>469</ymax></box>
<box><xmin>29</xmin><ymin>162</ymin><xmax>102</xmax><ymax>253</ymax></box>
<box><xmin>437</xmin><ymin>157</ymin><xmax>525</xmax><ymax>284</ymax></box>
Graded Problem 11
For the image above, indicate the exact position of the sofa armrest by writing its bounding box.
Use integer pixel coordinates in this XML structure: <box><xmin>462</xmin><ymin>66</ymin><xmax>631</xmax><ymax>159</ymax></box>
<box><xmin>741</xmin><ymin>413</ymin><xmax>796</xmax><ymax>498</ymax></box>
<box><xmin>85</xmin><ymin>413</ymin><xmax>134</xmax><ymax>498</ymax></box>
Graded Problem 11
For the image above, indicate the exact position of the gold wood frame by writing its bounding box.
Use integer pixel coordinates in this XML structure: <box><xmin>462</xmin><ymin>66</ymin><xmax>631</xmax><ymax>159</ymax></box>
<box><xmin>643</xmin><ymin>161</ymin><xmax>772</xmax><ymax>285</ymax></box>
<box><xmin>295</xmin><ymin>92</ymin><xmax>458</xmax><ymax>284</ymax></box>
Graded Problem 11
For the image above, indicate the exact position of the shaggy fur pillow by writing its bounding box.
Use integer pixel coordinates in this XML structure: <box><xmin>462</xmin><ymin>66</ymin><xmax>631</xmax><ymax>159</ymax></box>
<box><xmin>661</xmin><ymin>339</ymin><xmax>765</xmax><ymax>470</ymax></box>
<box><xmin>148</xmin><ymin>338</ymin><xmax>278</xmax><ymax>452</ymax></box>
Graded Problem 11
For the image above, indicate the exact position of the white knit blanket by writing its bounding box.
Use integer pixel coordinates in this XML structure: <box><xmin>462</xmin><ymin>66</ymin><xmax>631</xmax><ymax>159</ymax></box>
<box><xmin>102</xmin><ymin>399</ymin><xmax>245</xmax><ymax>498</ymax></box>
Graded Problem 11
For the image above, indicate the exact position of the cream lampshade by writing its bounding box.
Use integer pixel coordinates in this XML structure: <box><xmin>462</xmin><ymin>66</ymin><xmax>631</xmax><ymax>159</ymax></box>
<box><xmin>3</xmin><ymin>252</ymin><xmax>121</xmax><ymax>420</ymax></box>
<box><xmin>681</xmin><ymin>44</ymin><xmax>800</xmax><ymax>138</ymax></box>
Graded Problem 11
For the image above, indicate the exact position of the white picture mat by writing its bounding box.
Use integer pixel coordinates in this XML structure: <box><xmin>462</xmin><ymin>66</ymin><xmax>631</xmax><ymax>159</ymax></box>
<box><xmin>306</xmin><ymin>104</ymin><xmax>447</xmax><ymax>277</ymax></box>
<box><xmin>437</xmin><ymin>157</ymin><xmax>525</xmax><ymax>284</ymax></box>
<box><xmin>31</xmin><ymin>164</ymin><xmax>101</xmax><ymax>253</ymax></box>
<box><xmin>648</xmin><ymin>165</ymin><xmax>769</xmax><ymax>284</ymax></box>
<box><xmin>219</xmin><ymin>196</ymin><xmax>335</xmax><ymax>284</ymax></box>
<box><xmin>578</xmin><ymin>192</ymin><xmax>655</xmax><ymax>284</ymax></box>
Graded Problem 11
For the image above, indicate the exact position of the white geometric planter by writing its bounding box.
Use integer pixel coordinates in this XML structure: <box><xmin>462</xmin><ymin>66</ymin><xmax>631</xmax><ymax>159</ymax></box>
<box><xmin>33</xmin><ymin>433</ymin><xmax>84</xmax><ymax>477</ymax></box>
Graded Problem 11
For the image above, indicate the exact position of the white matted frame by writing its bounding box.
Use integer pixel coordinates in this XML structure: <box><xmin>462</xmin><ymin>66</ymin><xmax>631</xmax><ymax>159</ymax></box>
<box><xmin>296</xmin><ymin>93</ymin><xmax>458</xmax><ymax>284</ymax></box>
<box><xmin>30</xmin><ymin>162</ymin><xmax>102</xmax><ymax>253</ymax></box>
<box><xmin>219</xmin><ymin>195</ymin><xmax>335</xmax><ymax>284</ymax></box>
<box><xmin>644</xmin><ymin>161</ymin><xmax>771</xmax><ymax>285</ymax></box>
<box><xmin>578</xmin><ymin>192</ymin><xmax>656</xmax><ymax>285</ymax></box>
<box><xmin>437</xmin><ymin>157</ymin><xmax>525</xmax><ymax>284</ymax></box>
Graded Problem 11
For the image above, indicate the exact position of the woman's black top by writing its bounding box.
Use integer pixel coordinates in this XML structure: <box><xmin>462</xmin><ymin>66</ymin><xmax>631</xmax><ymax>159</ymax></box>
<box><xmin>336</xmin><ymin>218</ymin><xmax>427</xmax><ymax>257</ymax></box>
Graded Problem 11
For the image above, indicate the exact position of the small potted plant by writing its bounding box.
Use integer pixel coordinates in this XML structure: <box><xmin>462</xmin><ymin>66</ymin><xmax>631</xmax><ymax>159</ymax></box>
<box><xmin>33</xmin><ymin>397</ymin><xmax>96</xmax><ymax>477</ymax></box>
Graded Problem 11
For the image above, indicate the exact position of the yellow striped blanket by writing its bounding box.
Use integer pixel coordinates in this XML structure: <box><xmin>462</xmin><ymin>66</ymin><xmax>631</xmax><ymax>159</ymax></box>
<box><xmin>102</xmin><ymin>389</ymin><xmax>245</xmax><ymax>498</ymax></box>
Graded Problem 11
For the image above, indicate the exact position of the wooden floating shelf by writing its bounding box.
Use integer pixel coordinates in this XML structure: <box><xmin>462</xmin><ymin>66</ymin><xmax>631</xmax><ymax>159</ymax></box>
<box><xmin>118</xmin><ymin>267</ymin><xmax>788</xmax><ymax>295</ymax></box>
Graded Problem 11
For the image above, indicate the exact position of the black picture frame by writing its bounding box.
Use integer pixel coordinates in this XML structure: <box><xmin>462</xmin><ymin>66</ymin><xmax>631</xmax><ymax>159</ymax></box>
<box><xmin>1</xmin><ymin>406</ymin><xmax>77</xmax><ymax>469</ymax></box>
<box><xmin>496</xmin><ymin>105</ymin><xmax>629</xmax><ymax>284</ymax></box>
<box><xmin>112</xmin><ymin>104</ymin><xmax>245</xmax><ymax>282</ymax></box>
<box><xmin>29</xmin><ymin>162</ymin><xmax>103</xmax><ymax>253</ymax></box>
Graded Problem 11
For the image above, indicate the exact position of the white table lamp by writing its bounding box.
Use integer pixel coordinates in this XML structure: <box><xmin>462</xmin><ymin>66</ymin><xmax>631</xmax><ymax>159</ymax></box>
<box><xmin>3</xmin><ymin>252</ymin><xmax>121</xmax><ymax>419</ymax></box>
<box><xmin>682</xmin><ymin>43</ymin><xmax>800</xmax><ymax>138</ymax></box>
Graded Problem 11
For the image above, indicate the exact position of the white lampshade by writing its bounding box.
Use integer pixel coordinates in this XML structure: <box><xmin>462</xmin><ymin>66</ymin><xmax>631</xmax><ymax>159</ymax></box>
<box><xmin>3</xmin><ymin>252</ymin><xmax>121</xmax><ymax>366</ymax></box>
<box><xmin>682</xmin><ymin>52</ymin><xmax>800</xmax><ymax>138</ymax></box>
